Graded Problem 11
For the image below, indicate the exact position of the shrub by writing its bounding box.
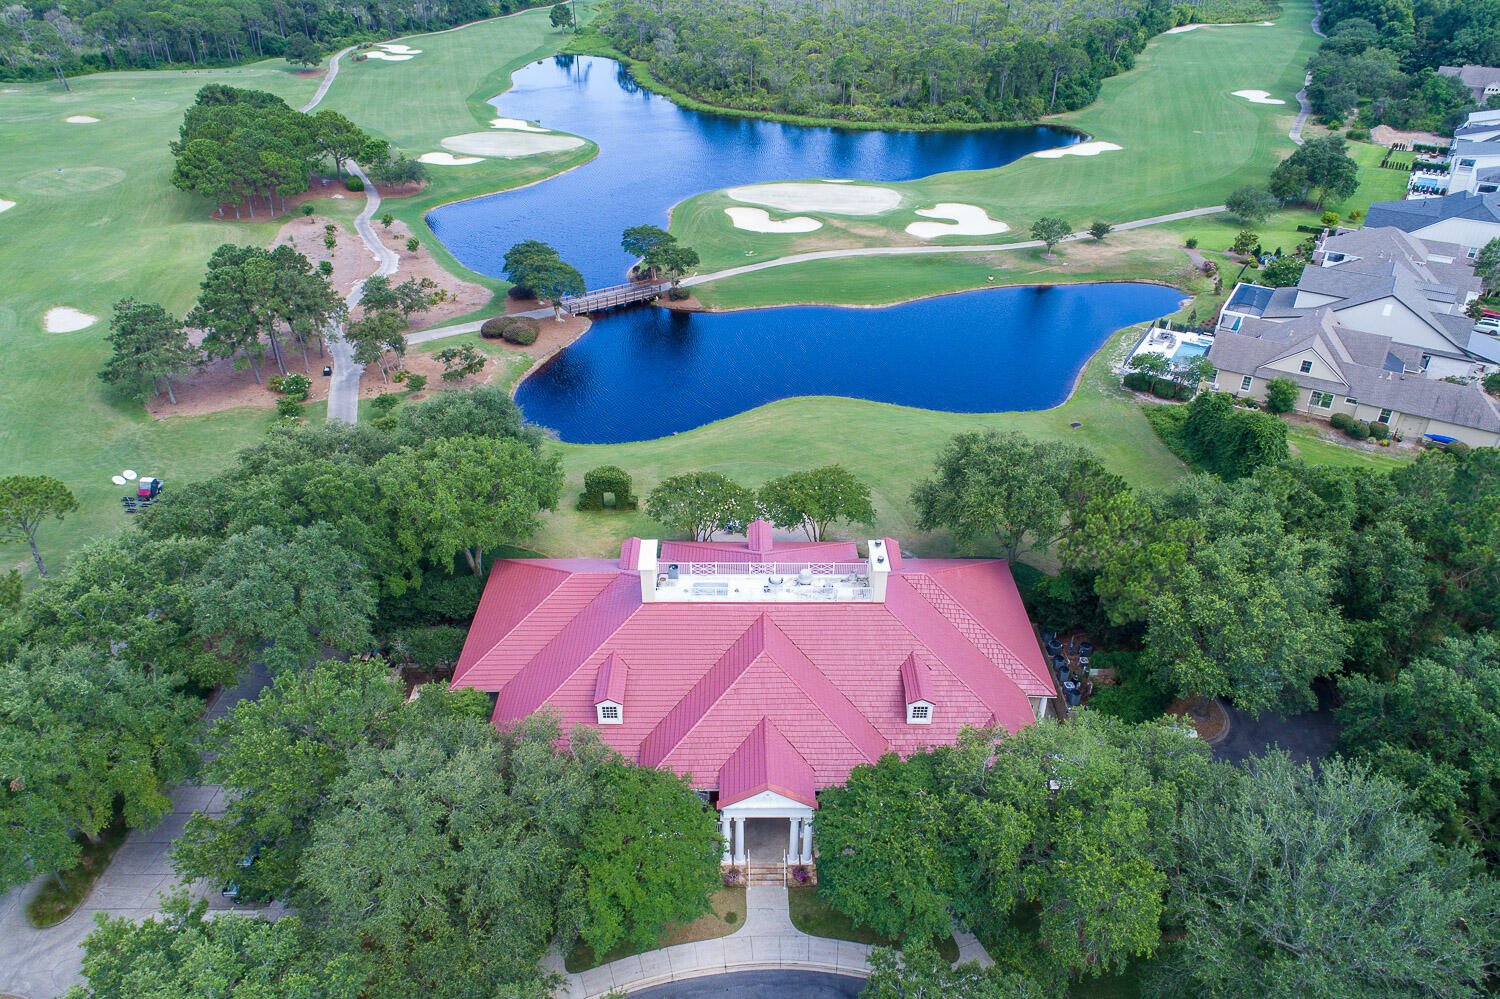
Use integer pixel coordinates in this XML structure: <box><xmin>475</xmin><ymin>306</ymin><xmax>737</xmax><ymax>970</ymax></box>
<box><xmin>480</xmin><ymin>317</ymin><xmax>507</xmax><ymax>338</ymax></box>
<box><xmin>1346</xmin><ymin>127</ymin><xmax>1371</xmax><ymax>141</ymax></box>
<box><xmin>1174</xmin><ymin>381</ymin><xmax>1195</xmax><ymax>401</ymax></box>
<box><xmin>405</xmin><ymin>237</ymin><xmax>419</xmax><ymax>253</ymax></box>
<box><xmin>481</xmin><ymin>316</ymin><xmax>541</xmax><ymax>345</ymax></box>
<box><xmin>1346</xmin><ymin>421</ymin><xmax>1370</xmax><ymax>441</ymax></box>
<box><xmin>1368</xmin><ymin>421</ymin><xmax>1389</xmax><ymax>439</ymax></box>
<box><xmin>1264</xmin><ymin>376</ymin><xmax>1298</xmax><ymax>414</ymax></box>
<box><xmin>269</xmin><ymin>373</ymin><xmax>312</xmax><ymax>401</ymax></box>
<box><xmin>1185</xmin><ymin>237</ymin><xmax>1199</xmax><ymax>249</ymax></box>
<box><xmin>1086</xmin><ymin>650</ymin><xmax>1173</xmax><ymax>724</ymax></box>
<box><xmin>1329</xmin><ymin>412</ymin><xmax>1354</xmax><ymax>431</ymax></box>
<box><xmin>507</xmin><ymin>285</ymin><xmax>535</xmax><ymax>300</ymax></box>
<box><xmin>668</xmin><ymin>287</ymin><xmax>691</xmax><ymax>301</ymax></box>
<box><xmin>1151</xmin><ymin>377</ymin><xmax>1179</xmax><ymax>399</ymax></box>
<box><xmin>392</xmin><ymin>625</ymin><xmax>468</xmax><ymax>669</ymax></box>
<box><xmin>1444</xmin><ymin>440</ymin><xmax>1471</xmax><ymax>456</ymax></box>
<box><xmin>318</xmin><ymin>260</ymin><xmax>334</xmax><ymax>276</ymax></box>
<box><xmin>370</xmin><ymin>393</ymin><xmax>401</xmax><ymax>416</ymax></box>
<box><xmin>345</xmin><ymin>175</ymin><xmax>364</xmax><ymax>192</ymax></box>
<box><xmin>1484</xmin><ymin>371</ymin><xmax>1500</xmax><ymax>397</ymax></box>
<box><xmin>577</xmin><ymin>465</ymin><xmax>639</xmax><ymax>511</ymax></box>
<box><xmin>404</xmin><ymin>372</ymin><xmax>428</xmax><ymax>393</ymax></box>
<box><xmin>274</xmin><ymin>397</ymin><xmax>302</xmax><ymax>419</ymax></box>
<box><xmin>1122</xmin><ymin>371</ymin><xmax>1153</xmax><ymax>392</ymax></box>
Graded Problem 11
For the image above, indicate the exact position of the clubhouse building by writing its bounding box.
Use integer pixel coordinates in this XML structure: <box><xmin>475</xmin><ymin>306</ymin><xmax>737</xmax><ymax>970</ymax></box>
<box><xmin>453</xmin><ymin>522</ymin><xmax>1056</xmax><ymax>868</ymax></box>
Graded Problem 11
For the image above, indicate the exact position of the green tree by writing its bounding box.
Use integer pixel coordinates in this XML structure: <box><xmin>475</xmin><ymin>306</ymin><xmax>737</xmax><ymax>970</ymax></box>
<box><xmin>757</xmin><ymin>465</ymin><xmax>876</xmax><ymax>541</ymax></box>
<box><xmin>0</xmin><ymin>474</ymin><xmax>78</xmax><ymax>578</ymax></box>
<box><xmin>66</xmin><ymin>895</ymin><xmax>360</xmax><ymax>999</ymax></box>
<box><xmin>1087</xmin><ymin>219</ymin><xmax>1112</xmax><ymax>241</ymax></box>
<box><xmin>1030</xmin><ymin>216</ymin><xmax>1071</xmax><ymax>255</ymax></box>
<box><xmin>1231</xmin><ymin>228</ymin><xmax>1260</xmax><ymax>256</ymax></box>
<box><xmin>98</xmin><ymin>299</ymin><xmax>200</xmax><ymax>405</ymax></box>
<box><xmin>432</xmin><ymin>343</ymin><xmax>485</xmax><ymax>381</ymax></box>
<box><xmin>1268</xmin><ymin>135</ymin><xmax>1360</xmax><ymax>207</ymax></box>
<box><xmin>502</xmin><ymin>239</ymin><xmax>560</xmax><ymax>297</ymax></box>
<box><xmin>0</xmin><ymin>645</ymin><xmax>199</xmax><ymax>893</ymax></box>
<box><xmin>1260</xmin><ymin>254</ymin><xmax>1306</xmax><ymax>287</ymax></box>
<box><xmin>911</xmin><ymin>430</ymin><xmax>1118</xmax><ymax>561</ymax></box>
<box><xmin>621</xmin><ymin>224</ymin><xmax>674</xmax><ymax>274</ymax></box>
<box><xmin>862</xmin><ymin>941</ymin><xmax>1048</xmax><ymax>999</ymax></box>
<box><xmin>568</xmin><ymin>762</ymin><xmax>722</xmax><ymax>956</ymax></box>
<box><xmin>550</xmin><ymin>2</ymin><xmax>575</xmax><ymax>29</ymax></box>
<box><xmin>1127</xmin><ymin>351</ymin><xmax>1170</xmax><ymax>377</ymax></box>
<box><xmin>530</xmin><ymin>259</ymin><xmax>587</xmax><ymax>319</ymax></box>
<box><xmin>1472</xmin><ymin>237</ymin><xmax>1500</xmax><ymax>291</ymax></box>
<box><xmin>1162</xmin><ymin>753</ymin><xmax>1500</xmax><ymax>999</ymax></box>
<box><xmin>172</xmin><ymin>658</ymin><xmax>407</xmax><ymax>901</ymax></box>
<box><xmin>656</xmin><ymin>243</ymin><xmax>700</xmax><ymax>287</ymax></box>
<box><xmin>1263</xmin><ymin>375</ymin><xmax>1298</xmax><ymax>413</ymax></box>
<box><xmin>1062</xmin><ymin>490</ymin><xmax>1203</xmax><ymax>625</ymax></box>
<box><xmin>1336</xmin><ymin>634</ymin><xmax>1500</xmax><ymax>857</ymax></box>
<box><xmin>345</xmin><ymin>308</ymin><xmax>408</xmax><ymax>382</ymax></box>
<box><xmin>313</xmin><ymin>110</ymin><xmax>369</xmax><ymax>180</ymax></box>
<box><xmin>375</xmin><ymin>435</ymin><xmax>563</xmax><ymax>576</ymax></box>
<box><xmin>1224</xmin><ymin>184</ymin><xmax>1278</xmax><ymax>223</ymax></box>
<box><xmin>283</xmin><ymin>33</ymin><xmax>320</xmax><ymax>68</ymax></box>
<box><xmin>645</xmin><ymin>471</ymin><xmax>757</xmax><ymax>541</ymax></box>
<box><xmin>816</xmin><ymin>753</ymin><xmax>955</xmax><ymax>942</ymax></box>
<box><xmin>194</xmin><ymin>524</ymin><xmax>377</xmax><ymax>672</ymax></box>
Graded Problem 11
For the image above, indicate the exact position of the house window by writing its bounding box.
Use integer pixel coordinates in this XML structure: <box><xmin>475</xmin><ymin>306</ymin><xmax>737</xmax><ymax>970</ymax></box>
<box><xmin>1379</xmin><ymin>408</ymin><xmax>1393</xmax><ymax>423</ymax></box>
<box><xmin>1240</xmin><ymin>375</ymin><xmax>1253</xmax><ymax>392</ymax></box>
<box><xmin>1420</xmin><ymin>354</ymin><xmax>1432</xmax><ymax>370</ymax></box>
<box><xmin>1469</xmin><ymin>246</ymin><xmax>1479</xmax><ymax>259</ymax></box>
<box><xmin>907</xmin><ymin>702</ymin><xmax>933</xmax><ymax>725</ymax></box>
<box><xmin>1299</xmin><ymin>360</ymin><xmax>1314</xmax><ymax>374</ymax></box>
<box><xmin>1310</xmin><ymin>391</ymin><xmax>1334</xmax><ymax>408</ymax></box>
<box><xmin>596</xmin><ymin>703</ymin><xmax>622</xmax><ymax>724</ymax></box>
<box><xmin>1345</xmin><ymin>397</ymin><xmax>1357</xmax><ymax>405</ymax></box>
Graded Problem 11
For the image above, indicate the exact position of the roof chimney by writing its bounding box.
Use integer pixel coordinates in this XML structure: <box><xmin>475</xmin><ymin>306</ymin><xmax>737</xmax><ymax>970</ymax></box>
<box><xmin>636</xmin><ymin>539</ymin><xmax>659</xmax><ymax>602</ymax></box>
<box><xmin>867</xmin><ymin>539</ymin><xmax>891</xmax><ymax>602</ymax></box>
<box><xmin>747</xmin><ymin>520</ymin><xmax>774</xmax><ymax>554</ymax></box>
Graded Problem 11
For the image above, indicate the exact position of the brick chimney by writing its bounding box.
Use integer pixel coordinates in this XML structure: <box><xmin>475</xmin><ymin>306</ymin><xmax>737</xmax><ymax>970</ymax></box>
<box><xmin>747</xmin><ymin>520</ymin><xmax>774</xmax><ymax>554</ymax></box>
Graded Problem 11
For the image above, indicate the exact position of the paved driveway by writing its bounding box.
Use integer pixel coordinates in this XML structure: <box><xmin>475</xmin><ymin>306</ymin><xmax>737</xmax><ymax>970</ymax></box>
<box><xmin>1213</xmin><ymin>679</ymin><xmax>1341</xmax><ymax>767</ymax></box>
<box><xmin>623</xmin><ymin>970</ymin><xmax>865</xmax><ymax>999</ymax></box>
<box><xmin>0</xmin><ymin>665</ymin><xmax>273</xmax><ymax>999</ymax></box>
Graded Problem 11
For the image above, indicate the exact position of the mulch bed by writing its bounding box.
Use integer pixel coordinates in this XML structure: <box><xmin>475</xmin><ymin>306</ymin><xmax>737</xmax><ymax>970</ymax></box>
<box><xmin>1167</xmin><ymin>697</ymin><xmax>1229</xmax><ymax>743</ymax></box>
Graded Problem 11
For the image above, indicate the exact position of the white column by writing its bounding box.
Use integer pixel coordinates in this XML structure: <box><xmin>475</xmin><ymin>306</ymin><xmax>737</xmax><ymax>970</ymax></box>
<box><xmin>800</xmin><ymin>819</ymin><xmax>814</xmax><ymax>864</ymax></box>
<box><xmin>721</xmin><ymin>814</ymin><xmax>733</xmax><ymax>865</ymax></box>
<box><xmin>732</xmin><ymin>816</ymin><xmax>746</xmax><ymax>865</ymax></box>
<box><xmin>786</xmin><ymin>817</ymin><xmax>801</xmax><ymax>864</ymax></box>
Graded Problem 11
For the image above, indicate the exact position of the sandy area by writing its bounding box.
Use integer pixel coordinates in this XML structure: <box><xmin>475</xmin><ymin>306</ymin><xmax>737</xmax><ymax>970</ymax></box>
<box><xmin>364</xmin><ymin>51</ymin><xmax>413</xmax><ymax>61</ymax></box>
<box><xmin>489</xmin><ymin>117</ymin><xmax>550</xmax><ymax>132</ymax></box>
<box><xmin>724</xmin><ymin>206</ymin><xmax>822</xmax><ymax>233</ymax></box>
<box><xmin>1371</xmin><ymin>125</ymin><xmax>1449</xmax><ymax>148</ymax></box>
<box><xmin>726</xmin><ymin>182</ymin><xmax>901</xmax><ymax>215</ymax></box>
<box><xmin>1033</xmin><ymin>141</ymin><xmax>1122</xmax><ymax>158</ymax></box>
<box><xmin>440</xmin><ymin>132</ymin><xmax>583</xmax><ymax>158</ymax></box>
<box><xmin>43</xmin><ymin>307</ymin><xmax>97</xmax><ymax>332</ymax></box>
<box><xmin>1164</xmin><ymin>24</ymin><xmax>1203</xmax><ymax>32</ymax></box>
<box><xmin>377</xmin><ymin>43</ymin><xmax>421</xmax><ymax>53</ymax></box>
<box><xmin>0</xmin><ymin>198</ymin><xmax>13</xmax><ymax>214</ymax></box>
<box><xmin>64</xmin><ymin>115</ymin><xmax>99</xmax><ymax>124</ymax></box>
<box><xmin>1231</xmin><ymin>89</ymin><xmax>1285</xmax><ymax>105</ymax></box>
<box><xmin>905</xmin><ymin>203</ymin><xmax>1009</xmax><ymax>238</ymax></box>
<box><xmin>419</xmin><ymin>152</ymin><xmax>484</xmax><ymax>165</ymax></box>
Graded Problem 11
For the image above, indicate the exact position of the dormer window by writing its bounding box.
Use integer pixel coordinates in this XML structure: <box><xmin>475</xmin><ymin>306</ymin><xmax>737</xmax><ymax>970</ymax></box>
<box><xmin>907</xmin><ymin>702</ymin><xmax>932</xmax><ymax>724</ymax></box>
<box><xmin>899</xmin><ymin>653</ymin><xmax>934</xmax><ymax>725</ymax></box>
<box><xmin>597</xmin><ymin>701</ymin><xmax>623</xmax><ymax>725</ymax></box>
<box><xmin>593</xmin><ymin>653</ymin><xmax>628</xmax><ymax>726</ymax></box>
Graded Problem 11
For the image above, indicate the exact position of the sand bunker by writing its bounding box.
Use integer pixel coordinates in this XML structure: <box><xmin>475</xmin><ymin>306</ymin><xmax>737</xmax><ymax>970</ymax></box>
<box><xmin>418</xmin><ymin>152</ymin><xmax>484</xmax><ymax>165</ymax></box>
<box><xmin>1164</xmin><ymin>24</ymin><xmax>1203</xmax><ymax>32</ymax></box>
<box><xmin>364</xmin><ymin>51</ymin><xmax>413</xmax><ymax>61</ymax></box>
<box><xmin>1232</xmin><ymin>89</ymin><xmax>1285</xmax><ymax>104</ymax></box>
<box><xmin>65</xmin><ymin>115</ymin><xmax>99</xmax><ymax>123</ymax></box>
<box><xmin>725</xmin><ymin>207</ymin><xmax>823</xmax><ymax>233</ymax></box>
<box><xmin>440</xmin><ymin>132</ymin><xmax>583</xmax><ymax>158</ymax></box>
<box><xmin>905</xmin><ymin>203</ymin><xmax>1009</xmax><ymax>239</ymax></box>
<box><xmin>1033</xmin><ymin>141</ymin><xmax>1122</xmax><ymax>158</ymax></box>
<box><xmin>489</xmin><ymin>117</ymin><xmax>550</xmax><ymax>132</ymax></box>
<box><xmin>0</xmin><ymin>199</ymin><xmax>14</xmax><ymax>214</ymax></box>
<box><xmin>43</xmin><ymin>307</ymin><xmax>97</xmax><ymax>332</ymax></box>
<box><xmin>726</xmin><ymin>182</ymin><xmax>901</xmax><ymax>215</ymax></box>
<box><xmin>377</xmin><ymin>43</ymin><xmax>421</xmax><ymax>53</ymax></box>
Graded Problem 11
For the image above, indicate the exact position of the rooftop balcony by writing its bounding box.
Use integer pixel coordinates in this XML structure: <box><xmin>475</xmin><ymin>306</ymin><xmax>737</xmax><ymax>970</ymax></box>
<box><xmin>652</xmin><ymin>561</ymin><xmax>876</xmax><ymax>602</ymax></box>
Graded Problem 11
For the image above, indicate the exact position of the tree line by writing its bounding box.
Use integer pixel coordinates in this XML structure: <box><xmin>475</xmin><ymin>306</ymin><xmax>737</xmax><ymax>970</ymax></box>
<box><xmin>0</xmin><ymin>0</ymin><xmax>537</xmax><ymax>83</ymax></box>
<box><xmin>592</xmin><ymin>0</ymin><xmax>1276</xmax><ymax>125</ymax></box>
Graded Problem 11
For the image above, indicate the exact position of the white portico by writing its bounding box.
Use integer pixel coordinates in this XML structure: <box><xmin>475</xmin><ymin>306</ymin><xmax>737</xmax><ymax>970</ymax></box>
<box><xmin>717</xmin><ymin>717</ymin><xmax>818</xmax><ymax>866</ymax></box>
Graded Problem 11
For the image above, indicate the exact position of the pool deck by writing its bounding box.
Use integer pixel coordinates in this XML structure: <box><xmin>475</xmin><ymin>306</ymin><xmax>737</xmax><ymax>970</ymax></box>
<box><xmin>1124</xmin><ymin>324</ymin><xmax>1215</xmax><ymax>371</ymax></box>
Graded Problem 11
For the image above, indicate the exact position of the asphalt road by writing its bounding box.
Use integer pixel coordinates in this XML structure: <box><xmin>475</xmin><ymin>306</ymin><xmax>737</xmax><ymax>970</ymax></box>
<box><xmin>622</xmin><ymin>971</ymin><xmax>866</xmax><ymax>999</ymax></box>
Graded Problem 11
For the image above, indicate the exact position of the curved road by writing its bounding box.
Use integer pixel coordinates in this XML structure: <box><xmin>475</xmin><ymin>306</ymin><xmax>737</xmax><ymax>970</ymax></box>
<box><xmin>623</xmin><ymin>971</ymin><xmax>865</xmax><ymax>999</ymax></box>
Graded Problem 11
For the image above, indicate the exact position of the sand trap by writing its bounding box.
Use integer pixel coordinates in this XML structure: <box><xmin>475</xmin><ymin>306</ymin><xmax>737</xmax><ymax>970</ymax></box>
<box><xmin>726</xmin><ymin>182</ymin><xmax>901</xmax><ymax>215</ymax></box>
<box><xmin>43</xmin><ymin>307</ymin><xmax>97</xmax><ymax>332</ymax></box>
<box><xmin>489</xmin><ymin>117</ymin><xmax>550</xmax><ymax>132</ymax></box>
<box><xmin>725</xmin><ymin>206</ymin><xmax>822</xmax><ymax>233</ymax></box>
<box><xmin>418</xmin><ymin>151</ymin><xmax>484</xmax><ymax>165</ymax></box>
<box><xmin>0</xmin><ymin>199</ymin><xmax>14</xmax><ymax>214</ymax></box>
<box><xmin>364</xmin><ymin>51</ymin><xmax>413</xmax><ymax>61</ymax></box>
<box><xmin>1232</xmin><ymin>89</ymin><xmax>1285</xmax><ymax>104</ymax></box>
<box><xmin>65</xmin><ymin>115</ymin><xmax>99</xmax><ymax>124</ymax></box>
<box><xmin>1033</xmin><ymin>141</ymin><xmax>1122</xmax><ymax>158</ymax></box>
<box><xmin>1164</xmin><ymin>24</ymin><xmax>1203</xmax><ymax>33</ymax></box>
<box><xmin>377</xmin><ymin>43</ymin><xmax>422</xmax><ymax>53</ymax></box>
<box><xmin>905</xmin><ymin>203</ymin><xmax>1009</xmax><ymax>239</ymax></box>
<box><xmin>440</xmin><ymin>132</ymin><xmax>583</xmax><ymax>158</ymax></box>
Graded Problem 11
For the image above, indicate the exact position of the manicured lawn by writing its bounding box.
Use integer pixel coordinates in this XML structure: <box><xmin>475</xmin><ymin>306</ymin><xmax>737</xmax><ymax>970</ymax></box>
<box><xmin>25</xmin><ymin>813</ymin><xmax>130</xmax><ymax>928</ymax></box>
<box><xmin>564</xmin><ymin>887</ymin><xmax>746</xmax><ymax>972</ymax></box>
<box><xmin>787</xmin><ymin>887</ymin><xmax>959</xmax><ymax>962</ymax></box>
<box><xmin>671</xmin><ymin>1</ymin><xmax>1322</xmax><ymax>275</ymax></box>
<box><xmin>1287</xmin><ymin>424</ymin><xmax>1412</xmax><ymax>470</ymax></box>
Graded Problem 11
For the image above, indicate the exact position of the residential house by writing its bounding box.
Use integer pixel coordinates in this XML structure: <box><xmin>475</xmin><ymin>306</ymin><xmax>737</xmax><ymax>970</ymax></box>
<box><xmin>1439</xmin><ymin>65</ymin><xmax>1500</xmax><ymax>105</ymax></box>
<box><xmin>452</xmin><ymin>523</ymin><xmax>1057</xmax><ymax>869</ymax></box>
<box><xmin>1217</xmin><ymin>227</ymin><xmax>1497</xmax><ymax>380</ymax></box>
<box><xmin>1206</xmin><ymin>309</ymin><xmax>1500</xmax><ymax>447</ymax></box>
<box><xmin>1364</xmin><ymin>191</ymin><xmax>1500</xmax><ymax>251</ymax></box>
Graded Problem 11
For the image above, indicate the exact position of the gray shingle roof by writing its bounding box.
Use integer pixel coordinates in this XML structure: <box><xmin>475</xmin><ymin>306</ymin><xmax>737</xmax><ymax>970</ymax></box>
<box><xmin>1365</xmin><ymin>192</ymin><xmax>1500</xmax><ymax>231</ymax></box>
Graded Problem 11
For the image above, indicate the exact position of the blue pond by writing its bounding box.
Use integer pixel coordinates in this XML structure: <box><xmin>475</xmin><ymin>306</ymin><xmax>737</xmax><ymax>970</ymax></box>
<box><xmin>425</xmin><ymin>55</ymin><xmax>1079</xmax><ymax>286</ymax></box>
<box><xmin>515</xmin><ymin>284</ymin><xmax>1187</xmax><ymax>444</ymax></box>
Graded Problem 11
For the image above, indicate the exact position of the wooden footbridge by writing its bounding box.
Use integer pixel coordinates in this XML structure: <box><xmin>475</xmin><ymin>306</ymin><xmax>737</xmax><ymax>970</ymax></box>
<box><xmin>560</xmin><ymin>281</ymin><xmax>670</xmax><ymax>315</ymax></box>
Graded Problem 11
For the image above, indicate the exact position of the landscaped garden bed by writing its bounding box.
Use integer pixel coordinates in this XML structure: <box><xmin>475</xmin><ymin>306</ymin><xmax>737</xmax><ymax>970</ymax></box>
<box><xmin>787</xmin><ymin>887</ymin><xmax>959</xmax><ymax>961</ymax></box>
<box><xmin>563</xmin><ymin>887</ymin><xmax>747</xmax><ymax>973</ymax></box>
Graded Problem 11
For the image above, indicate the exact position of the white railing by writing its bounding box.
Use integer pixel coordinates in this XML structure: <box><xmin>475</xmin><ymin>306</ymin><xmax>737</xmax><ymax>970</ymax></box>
<box><xmin>670</xmin><ymin>561</ymin><xmax>868</xmax><ymax>578</ymax></box>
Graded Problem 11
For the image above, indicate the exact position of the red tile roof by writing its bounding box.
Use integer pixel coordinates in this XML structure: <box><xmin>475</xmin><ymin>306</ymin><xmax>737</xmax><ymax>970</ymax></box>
<box><xmin>454</xmin><ymin>539</ymin><xmax>1053</xmax><ymax>798</ymax></box>
<box><xmin>719</xmin><ymin>718</ymin><xmax>818</xmax><ymax>809</ymax></box>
